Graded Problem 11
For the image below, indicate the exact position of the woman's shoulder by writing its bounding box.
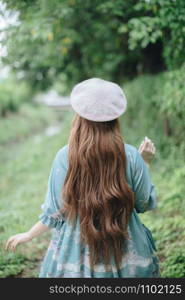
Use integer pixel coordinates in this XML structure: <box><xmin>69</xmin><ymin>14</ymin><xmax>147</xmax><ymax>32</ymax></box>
<box><xmin>57</xmin><ymin>144</ymin><xmax>69</xmax><ymax>156</ymax></box>
<box><xmin>54</xmin><ymin>144</ymin><xmax>69</xmax><ymax>167</ymax></box>
<box><xmin>124</xmin><ymin>143</ymin><xmax>140</xmax><ymax>167</ymax></box>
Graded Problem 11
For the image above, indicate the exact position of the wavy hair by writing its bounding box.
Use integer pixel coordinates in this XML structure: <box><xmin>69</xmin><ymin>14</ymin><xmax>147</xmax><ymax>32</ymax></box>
<box><xmin>60</xmin><ymin>114</ymin><xmax>135</xmax><ymax>271</ymax></box>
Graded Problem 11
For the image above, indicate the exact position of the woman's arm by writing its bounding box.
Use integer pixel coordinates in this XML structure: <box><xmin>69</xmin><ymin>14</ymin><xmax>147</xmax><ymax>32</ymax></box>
<box><xmin>133</xmin><ymin>148</ymin><xmax>157</xmax><ymax>213</ymax></box>
<box><xmin>6</xmin><ymin>147</ymin><xmax>67</xmax><ymax>252</ymax></box>
<box><xmin>5</xmin><ymin>221</ymin><xmax>50</xmax><ymax>252</ymax></box>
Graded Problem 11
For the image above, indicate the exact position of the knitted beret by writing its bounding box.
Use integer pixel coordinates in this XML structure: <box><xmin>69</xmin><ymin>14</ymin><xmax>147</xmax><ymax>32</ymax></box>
<box><xmin>69</xmin><ymin>77</ymin><xmax>127</xmax><ymax>122</ymax></box>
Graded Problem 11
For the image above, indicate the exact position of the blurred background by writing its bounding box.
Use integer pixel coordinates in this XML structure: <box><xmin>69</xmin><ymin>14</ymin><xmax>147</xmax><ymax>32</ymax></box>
<box><xmin>0</xmin><ymin>0</ymin><xmax>185</xmax><ymax>278</ymax></box>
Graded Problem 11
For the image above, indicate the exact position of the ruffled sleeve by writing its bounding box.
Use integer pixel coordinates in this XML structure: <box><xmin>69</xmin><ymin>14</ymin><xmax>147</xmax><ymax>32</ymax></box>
<box><xmin>39</xmin><ymin>145</ymin><xmax>68</xmax><ymax>230</ymax></box>
<box><xmin>132</xmin><ymin>148</ymin><xmax>157</xmax><ymax>213</ymax></box>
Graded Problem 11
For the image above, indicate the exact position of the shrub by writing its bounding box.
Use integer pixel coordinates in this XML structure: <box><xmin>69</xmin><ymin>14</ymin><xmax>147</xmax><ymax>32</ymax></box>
<box><xmin>0</xmin><ymin>75</ymin><xmax>32</xmax><ymax>117</ymax></box>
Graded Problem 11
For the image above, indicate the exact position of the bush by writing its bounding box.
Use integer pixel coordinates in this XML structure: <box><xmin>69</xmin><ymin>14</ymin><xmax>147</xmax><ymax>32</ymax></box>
<box><xmin>160</xmin><ymin>64</ymin><xmax>185</xmax><ymax>145</ymax></box>
<box><xmin>0</xmin><ymin>252</ymin><xmax>27</xmax><ymax>277</ymax></box>
<box><xmin>0</xmin><ymin>75</ymin><xmax>32</xmax><ymax>117</ymax></box>
<box><xmin>161</xmin><ymin>249</ymin><xmax>185</xmax><ymax>278</ymax></box>
<box><xmin>122</xmin><ymin>64</ymin><xmax>185</xmax><ymax>156</ymax></box>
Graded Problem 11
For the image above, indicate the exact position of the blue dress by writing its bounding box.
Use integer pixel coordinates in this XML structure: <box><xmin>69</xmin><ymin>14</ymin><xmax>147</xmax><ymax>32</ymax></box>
<box><xmin>38</xmin><ymin>143</ymin><xmax>160</xmax><ymax>278</ymax></box>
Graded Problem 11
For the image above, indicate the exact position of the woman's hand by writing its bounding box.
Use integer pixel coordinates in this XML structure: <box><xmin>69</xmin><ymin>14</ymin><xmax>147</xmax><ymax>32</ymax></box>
<box><xmin>138</xmin><ymin>136</ymin><xmax>156</xmax><ymax>165</ymax></box>
<box><xmin>5</xmin><ymin>232</ymin><xmax>32</xmax><ymax>252</ymax></box>
<box><xmin>5</xmin><ymin>221</ymin><xmax>50</xmax><ymax>252</ymax></box>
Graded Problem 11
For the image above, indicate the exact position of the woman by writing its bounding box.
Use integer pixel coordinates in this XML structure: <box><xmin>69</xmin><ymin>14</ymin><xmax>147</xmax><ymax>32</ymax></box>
<box><xmin>5</xmin><ymin>78</ymin><xmax>160</xmax><ymax>277</ymax></box>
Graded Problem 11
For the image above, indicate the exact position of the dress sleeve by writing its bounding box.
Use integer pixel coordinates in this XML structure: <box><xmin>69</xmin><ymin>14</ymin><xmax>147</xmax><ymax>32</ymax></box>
<box><xmin>38</xmin><ymin>147</ymin><xmax>67</xmax><ymax>230</ymax></box>
<box><xmin>132</xmin><ymin>149</ymin><xmax>157</xmax><ymax>213</ymax></box>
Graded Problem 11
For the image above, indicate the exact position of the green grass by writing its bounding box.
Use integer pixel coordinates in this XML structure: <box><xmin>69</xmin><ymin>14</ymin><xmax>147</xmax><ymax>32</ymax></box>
<box><xmin>120</xmin><ymin>73</ymin><xmax>185</xmax><ymax>277</ymax></box>
<box><xmin>139</xmin><ymin>159</ymin><xmax>185</xmax><ymax>277</ymax></box>
<box><xmin>0</xmin><ymin>102</ymin><xmax>58</xmax><ymax>145</ymax></box>
<box><xmin>0</xmin><ymin>104</ymin><xmax>74</xmax><ymax>277</ymax></box>
<box><xmin>0</xmin><ymin>73</ymin><xmax>184</xmax><ymax>277</ymax></box>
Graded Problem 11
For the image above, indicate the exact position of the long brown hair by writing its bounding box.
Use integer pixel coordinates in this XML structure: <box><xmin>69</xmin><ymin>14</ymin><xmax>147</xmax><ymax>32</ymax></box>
<box><xmin>60</xmin><ymin>114</ymin><xmax>135</xmax><ymax>271</ymax></box>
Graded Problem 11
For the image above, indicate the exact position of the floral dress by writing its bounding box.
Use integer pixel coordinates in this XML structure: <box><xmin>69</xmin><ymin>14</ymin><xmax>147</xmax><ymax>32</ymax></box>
<box><xmin>38</xmin><ymin>143</ymin><xmax>160</xmax><ymax>278</ymax></box>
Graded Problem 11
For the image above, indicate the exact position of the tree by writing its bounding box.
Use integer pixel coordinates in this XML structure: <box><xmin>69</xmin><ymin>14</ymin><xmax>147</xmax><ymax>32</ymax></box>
<box><xmin>1</xmin><ymin>0</ymin><xmax>184</xmax><ymax>92</ymax></box>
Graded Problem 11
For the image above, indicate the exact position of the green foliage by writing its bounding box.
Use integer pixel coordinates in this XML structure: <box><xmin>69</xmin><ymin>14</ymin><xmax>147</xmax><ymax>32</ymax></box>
<box><xmin>161</xmin><ymin>65</ymin><xmax>185</xmax><ymax>116</ymax></box>
<box><xmin>160</xmin><ymin>64</ymin><xmax>185</xmax><ymax>145</ymax></box>
<box><xmin>147</xmin><ymin>178</ymin><xmax>185</xmax><ymax>278</ymax></box>
<box><xmin>0</xmin><ymin>252</ymin><xmax>27</xmax><ymax>277</ymax></box>
<box><xmin>121</xmin><ymin>71</ymin><xmax>185</xmax><ymax>278</ymax></box>
<box><xmin>127</xmin><ymin>0</ymin><xmax>185</xmax><ymax>69</ymax></box>
<box><xmin>127</xmin><ymin>16</ymin><xmax>162</xmax><ymax>50</ymax></box>
<box><xmin>2</xmin><ymin>0</ymin><xmax>184</xmax><ymax>91</ymax></box>
<box><xmin>161</xmin><ymin>249</ymin><xmax>185</xmax><ymax>278</ymax></box>
<box><xmin>0</xmin><ymin>104</ymin><xmax>74</xmax><ymax>277</ymax></box>
<box><xmin>0</xmin><ymin>75</ymin><xmax>32</xmax><ymax>116</ymax></box>
<box><xmin>0</xmin><ymin>102</ymin><xmax>60</xmax><ymax>146</ymax></box>
<box><xmin>122</xmin><ymin>65</ymin><xmax>185</xmax><ymax>158</ymax></box>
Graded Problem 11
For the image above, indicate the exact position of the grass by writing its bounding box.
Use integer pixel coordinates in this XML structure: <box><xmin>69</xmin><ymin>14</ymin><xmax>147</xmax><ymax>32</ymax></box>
<box><xmin>0</xmin><ymin>103</ymin><xmax>74</xmax><ymax>277</ymax></box>
<box><xmin>139</xmin><ymin>158</ymin><xmax>185</xmax><ymax>277</ymax></box>
<box><xmin>0</xmin><ymin>73</ymin><xmax>184</xmax><ymax>277</ymax></box>
<box><xmin>120</xmin><ymin>73</ymin><xmax>185</xmax><ymax>277</ymax></box>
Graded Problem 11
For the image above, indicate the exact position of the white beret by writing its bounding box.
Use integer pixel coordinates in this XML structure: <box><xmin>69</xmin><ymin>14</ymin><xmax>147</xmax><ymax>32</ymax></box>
<box><xmin>69</xmin><ymin>77</ymin><xmax>127</xmax><ymax>122</ymax></box>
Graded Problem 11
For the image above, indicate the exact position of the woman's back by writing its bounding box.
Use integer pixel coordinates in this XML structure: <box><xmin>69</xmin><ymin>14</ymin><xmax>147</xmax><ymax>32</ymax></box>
<box><xmin>38</xmin><ymin>142</ymin><xmax>160</xmax><ymax>278</ymax></box>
